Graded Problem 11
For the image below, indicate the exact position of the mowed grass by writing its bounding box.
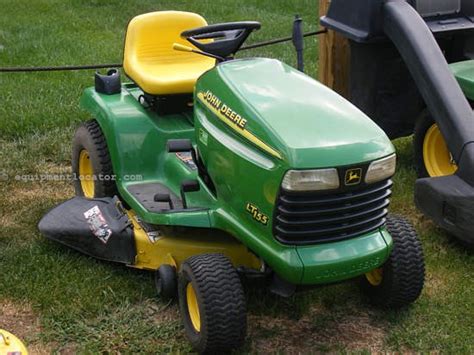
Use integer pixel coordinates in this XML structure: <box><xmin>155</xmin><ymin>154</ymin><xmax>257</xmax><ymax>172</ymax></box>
<box><xmin>0</xmin><ymin>0</ymin><xmax>473</xmax><ymax>353</ymax></box>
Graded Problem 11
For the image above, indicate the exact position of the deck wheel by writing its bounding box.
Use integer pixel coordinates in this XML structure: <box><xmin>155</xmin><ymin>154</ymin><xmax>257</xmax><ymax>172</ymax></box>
<box><xmin>155</xmin><ymin>264</ymin><xmax>177</xmax><ymax>301</ymax></box>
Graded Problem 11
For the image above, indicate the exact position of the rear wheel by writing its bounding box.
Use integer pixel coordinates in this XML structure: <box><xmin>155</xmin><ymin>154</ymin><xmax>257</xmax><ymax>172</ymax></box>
<box><xmin>72</xmin><ymin>120</ymin><xmax>117</xmax><ymax>198</ymax></box>
<box><xmin>178</xmin><ymin>254</ymin><xmax>247</xmax><ymax>353</ymax></box>
<box><xmin>414</xmin><ymin>112</ymin><xmax>457</xmax><ymax>178</ymax></box>
<box><xmin>361</xmin><ymin>215</ymin><xmax>425</xmax><ymax>308</ymax></box>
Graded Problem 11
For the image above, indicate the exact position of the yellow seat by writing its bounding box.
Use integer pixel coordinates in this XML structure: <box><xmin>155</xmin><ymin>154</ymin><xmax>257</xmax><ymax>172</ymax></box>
<box><xmin>123</xmin><ymin>11</ymin><xmax>215</xmax><ymax>96</ymax></box>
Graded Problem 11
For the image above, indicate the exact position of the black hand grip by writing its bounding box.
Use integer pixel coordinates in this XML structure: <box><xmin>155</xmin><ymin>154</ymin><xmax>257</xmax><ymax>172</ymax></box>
<box><xmin>181</xmin><ymin>180</ymin><xmax>200</xmax><ymax>193</ymax></box>
<box><xmin>167</xmin><ymin>139</ymin><xmax>193</xmax><ymax>153</ymax></box>
<box><xmin>292</xmin><ymin>15</ymin><xmax>304</xmax><ymax>72</ymax></box>
<box><xmin>154</xmin><ymin>193</ymin><xmax>171</xmax><ymax>202</ymax></box>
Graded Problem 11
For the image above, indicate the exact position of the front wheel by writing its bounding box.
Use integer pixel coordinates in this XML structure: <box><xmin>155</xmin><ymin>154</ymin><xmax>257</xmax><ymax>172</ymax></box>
<box><xmin>178</xmin><ymin>254</ymin><xmax>247</xmax><ymax>353</ymax></box>
<box><xmin>361</xmin><ymin>215</ymin><xmax>425</xmax><ymax>308</ymax></box>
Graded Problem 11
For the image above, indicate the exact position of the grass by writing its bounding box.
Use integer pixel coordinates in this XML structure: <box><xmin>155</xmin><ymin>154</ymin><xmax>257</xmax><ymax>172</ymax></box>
<box><xmin>0</xmin><ymin>0</ymin><xmax>473</xmax><ymax>353</ymax></box>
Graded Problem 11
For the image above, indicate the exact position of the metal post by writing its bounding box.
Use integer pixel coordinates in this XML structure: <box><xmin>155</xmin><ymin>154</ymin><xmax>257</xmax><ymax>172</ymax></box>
<box><xmin>318</xmin><ymin>0</ymin><xmax>350</xmax><ymax>98</ymax></box>
<box><xmin>292</xmin><ymin>15</ymin><xmax>305</xmax><ymax>72</ymax></box>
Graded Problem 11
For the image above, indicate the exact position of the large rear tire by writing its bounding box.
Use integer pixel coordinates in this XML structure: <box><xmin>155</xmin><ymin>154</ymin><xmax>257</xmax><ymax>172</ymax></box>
<box><xmin>361</xmin><ymin>215</ymin><xmax>425</xmax><ymax>308</ymax></box>
<box><xmin>414</xmin><ymin>112</ymin><xmax>457</xmax><ymax>178</ymax></box>
<box><xmin>178</xmin><ymin>254</ymin><xmax>247</xmax><ymax>353</ymax></box>
<box><xmin>72</xmin><ymin>120</ymin><xmax>117</xmax><ymax>198</ymax></box>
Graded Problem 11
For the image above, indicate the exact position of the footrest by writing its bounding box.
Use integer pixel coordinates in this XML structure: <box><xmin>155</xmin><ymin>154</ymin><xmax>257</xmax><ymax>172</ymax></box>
<box><xmin>127</xmin><ymin>183</ymin><xmax>183</xmax><ymax>212</ymax></box>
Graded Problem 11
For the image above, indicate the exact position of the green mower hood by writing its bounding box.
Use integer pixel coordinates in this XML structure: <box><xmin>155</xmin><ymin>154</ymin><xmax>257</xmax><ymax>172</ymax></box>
<box><xmin>196</xmin><ymin>58</ymin><xmax>394</xmax><ymax>168</ymax></box>
<box><xmin>450</xmin><ymin>60</ymin><xmax>474</xmax><ymax>101</ymax></box>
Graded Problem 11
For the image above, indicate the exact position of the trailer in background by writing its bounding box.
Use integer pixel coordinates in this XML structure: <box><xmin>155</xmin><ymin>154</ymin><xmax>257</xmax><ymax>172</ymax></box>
<box><xmin>319</xmin><ymin>0</ymin><xmax>474</xmax><ymax>246</ymax></box>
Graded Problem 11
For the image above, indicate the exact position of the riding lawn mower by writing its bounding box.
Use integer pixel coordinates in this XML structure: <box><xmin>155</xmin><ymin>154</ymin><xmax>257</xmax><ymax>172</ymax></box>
<box><xmin>39</xmin><ymin>11</ymin><xmax>425</xmax><ymax>352</ymax></box>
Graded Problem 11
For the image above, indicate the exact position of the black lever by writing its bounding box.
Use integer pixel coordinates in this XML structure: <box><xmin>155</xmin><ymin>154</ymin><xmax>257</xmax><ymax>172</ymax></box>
<box><xmin>292</xmin><ymin>15</ymin><xmax>304</xmax><ymax>73</ymax></box>
<box><xmin>180</xmin><ymin>180</ymin><xmax>200</xmax><ymax>209</ymax></box>
<box><xmin>167</xmin><ymin>139</ymin><xmax>199</xmax><ymax>168</ymax></box>
<box><xmin>154</xmin><ymin>193</ymin><xmax>174</xmax><ymax>210</ymax></box>
<box><xmin>166</xmin><ymin>139</ymin><xmax>216</xmax><ymax>195</ymax></box>
<box><xmin>167</xmin><ymin>139</ymin><xmax>193</xmax><ymax>153</ymax></box>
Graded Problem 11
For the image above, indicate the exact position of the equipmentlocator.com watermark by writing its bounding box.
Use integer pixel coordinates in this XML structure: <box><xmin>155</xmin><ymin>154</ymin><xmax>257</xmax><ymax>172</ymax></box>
<box><xmin>0</xmin><ymin>171</ymin><xmax>143</xmax><ymax>183</ymax></box>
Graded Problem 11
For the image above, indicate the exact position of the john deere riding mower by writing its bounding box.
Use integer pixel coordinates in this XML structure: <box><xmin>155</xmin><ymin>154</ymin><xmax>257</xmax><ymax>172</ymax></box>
<box><xmin>39</xmin><ymin>11</ymin><xmax>425</xmax><ymax>352</ymax></box>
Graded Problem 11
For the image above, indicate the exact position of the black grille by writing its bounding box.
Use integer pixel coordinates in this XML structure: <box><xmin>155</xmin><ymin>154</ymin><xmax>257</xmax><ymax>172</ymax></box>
<box><xmin>274</xmin><ymin>179</ymin><xmax>392</xmax><ymax>245</ymax></box>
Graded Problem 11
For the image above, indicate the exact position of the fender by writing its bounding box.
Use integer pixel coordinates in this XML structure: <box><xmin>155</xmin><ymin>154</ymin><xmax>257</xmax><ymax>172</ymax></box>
<box><xmin>79</xmin><ymin>86</ymin><xmax>211</xmax><ymax>228</ymax></box>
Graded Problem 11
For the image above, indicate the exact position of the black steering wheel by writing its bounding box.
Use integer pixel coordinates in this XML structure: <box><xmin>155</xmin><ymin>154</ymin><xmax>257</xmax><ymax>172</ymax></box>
<box><xmin>181</xmin><ymin>21</ymin><xmax>261</xmax><ymax>60</ymax></box>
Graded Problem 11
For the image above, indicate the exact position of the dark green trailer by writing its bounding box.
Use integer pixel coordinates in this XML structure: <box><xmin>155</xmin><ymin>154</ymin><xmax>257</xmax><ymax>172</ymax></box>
<box><xmin>321</xmin><ymin>0</ymin><xmax>474</xmax><ymax>246</ymax></box>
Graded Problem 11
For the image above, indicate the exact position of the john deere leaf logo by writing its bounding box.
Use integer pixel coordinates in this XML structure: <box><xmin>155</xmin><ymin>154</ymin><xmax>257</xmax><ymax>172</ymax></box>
<box><xmin>345</xmin><ymin>168</ymin><xmax>362</xmax><ymax>186</ymax></box>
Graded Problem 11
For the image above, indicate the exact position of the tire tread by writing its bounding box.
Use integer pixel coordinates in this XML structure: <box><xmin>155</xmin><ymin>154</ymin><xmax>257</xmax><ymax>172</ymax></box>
<box><xmin>362</xmin><ymin>214</ymin><xmax>425</xmax><ymax>308</ymax></box>
<box><xmin>383</xmin><ymin>215</ymin><xmax>425</xmax><ymax>307</ymax></box>
<box><xmin>72</xmin><ymin>119</ymin><xmax>117</xmax><ymax>197</ymax></box>
<box><xmin>180</xmin><ymin>253</ymin><xmax>247</xmax><ymax>352</ymax></box>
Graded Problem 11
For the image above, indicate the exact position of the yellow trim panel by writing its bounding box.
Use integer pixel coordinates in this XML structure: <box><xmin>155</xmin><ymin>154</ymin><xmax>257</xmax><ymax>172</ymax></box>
<box><xmin>127</xmin><ymin>211</ymin><xmax>262</xmax><ymax>271</ymax></box>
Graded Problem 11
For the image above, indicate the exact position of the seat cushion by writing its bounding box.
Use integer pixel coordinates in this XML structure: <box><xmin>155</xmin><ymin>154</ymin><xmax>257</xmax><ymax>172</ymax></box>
<box><xmin>123</xmin><ymin>11</ymin><xmax>215</xmax><ymax>95</ymax></box>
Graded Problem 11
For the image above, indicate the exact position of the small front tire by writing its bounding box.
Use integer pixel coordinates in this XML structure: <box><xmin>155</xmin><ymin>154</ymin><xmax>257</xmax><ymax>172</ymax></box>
<box><xmin>361</xmin><ymin>215</ymin><xmax>425</xmax><ymax>308</ymax></box>
<box><xmin>178</xmin><ymin>254</ymin><xmax>247</xmax><ymax>353</ymax></box>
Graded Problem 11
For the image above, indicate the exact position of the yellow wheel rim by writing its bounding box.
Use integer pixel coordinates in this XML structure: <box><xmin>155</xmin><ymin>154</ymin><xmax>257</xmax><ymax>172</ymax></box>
<box><xmin>423</xmin><ymin>124</ymin><xmax>457</xmax><ymax>177</ymax></box>
<box><xmin>79</xmin><ymin>149</ymin><xmax>95</xmax><ymax>198</ymax></box>
<box><xmin>186</xmin><ymin>283</ymin><xmax>201</xmax><ymax>332</ymax></box>
<box><xmin>0</xmin><ymin>329</ymin><xmax>28</xmax><ymax>355</ymax></box>
<box><xmin>365</xmin><ymin>268</ymin><xmax>383</xmax><ymax>286</ymax></box>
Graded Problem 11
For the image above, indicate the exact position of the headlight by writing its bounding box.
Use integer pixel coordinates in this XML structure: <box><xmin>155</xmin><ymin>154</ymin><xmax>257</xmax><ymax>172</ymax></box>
<box><xmin>365</xmin><ymin>154</ymin><xmax>396</xmax><ymax>184</ymax></box>
<box><xmin>282</xmin><ymin>168</ymin><xmax>339</xmax><ymax>191</ymax></box>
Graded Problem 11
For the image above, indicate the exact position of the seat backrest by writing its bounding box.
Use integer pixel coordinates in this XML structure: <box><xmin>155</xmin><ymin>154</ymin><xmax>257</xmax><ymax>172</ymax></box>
<box><xmin>123</xmin><ymin>11</ymin><xmax>214</xmax><ymax>95</ymax></box>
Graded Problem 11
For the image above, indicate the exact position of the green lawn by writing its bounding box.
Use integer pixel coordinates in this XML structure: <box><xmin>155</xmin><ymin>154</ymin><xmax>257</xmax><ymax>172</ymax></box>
<box><xmin>0</xmin><ymin>0</ymin><xmax>473</xmax><ymax>353</ymax></box>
